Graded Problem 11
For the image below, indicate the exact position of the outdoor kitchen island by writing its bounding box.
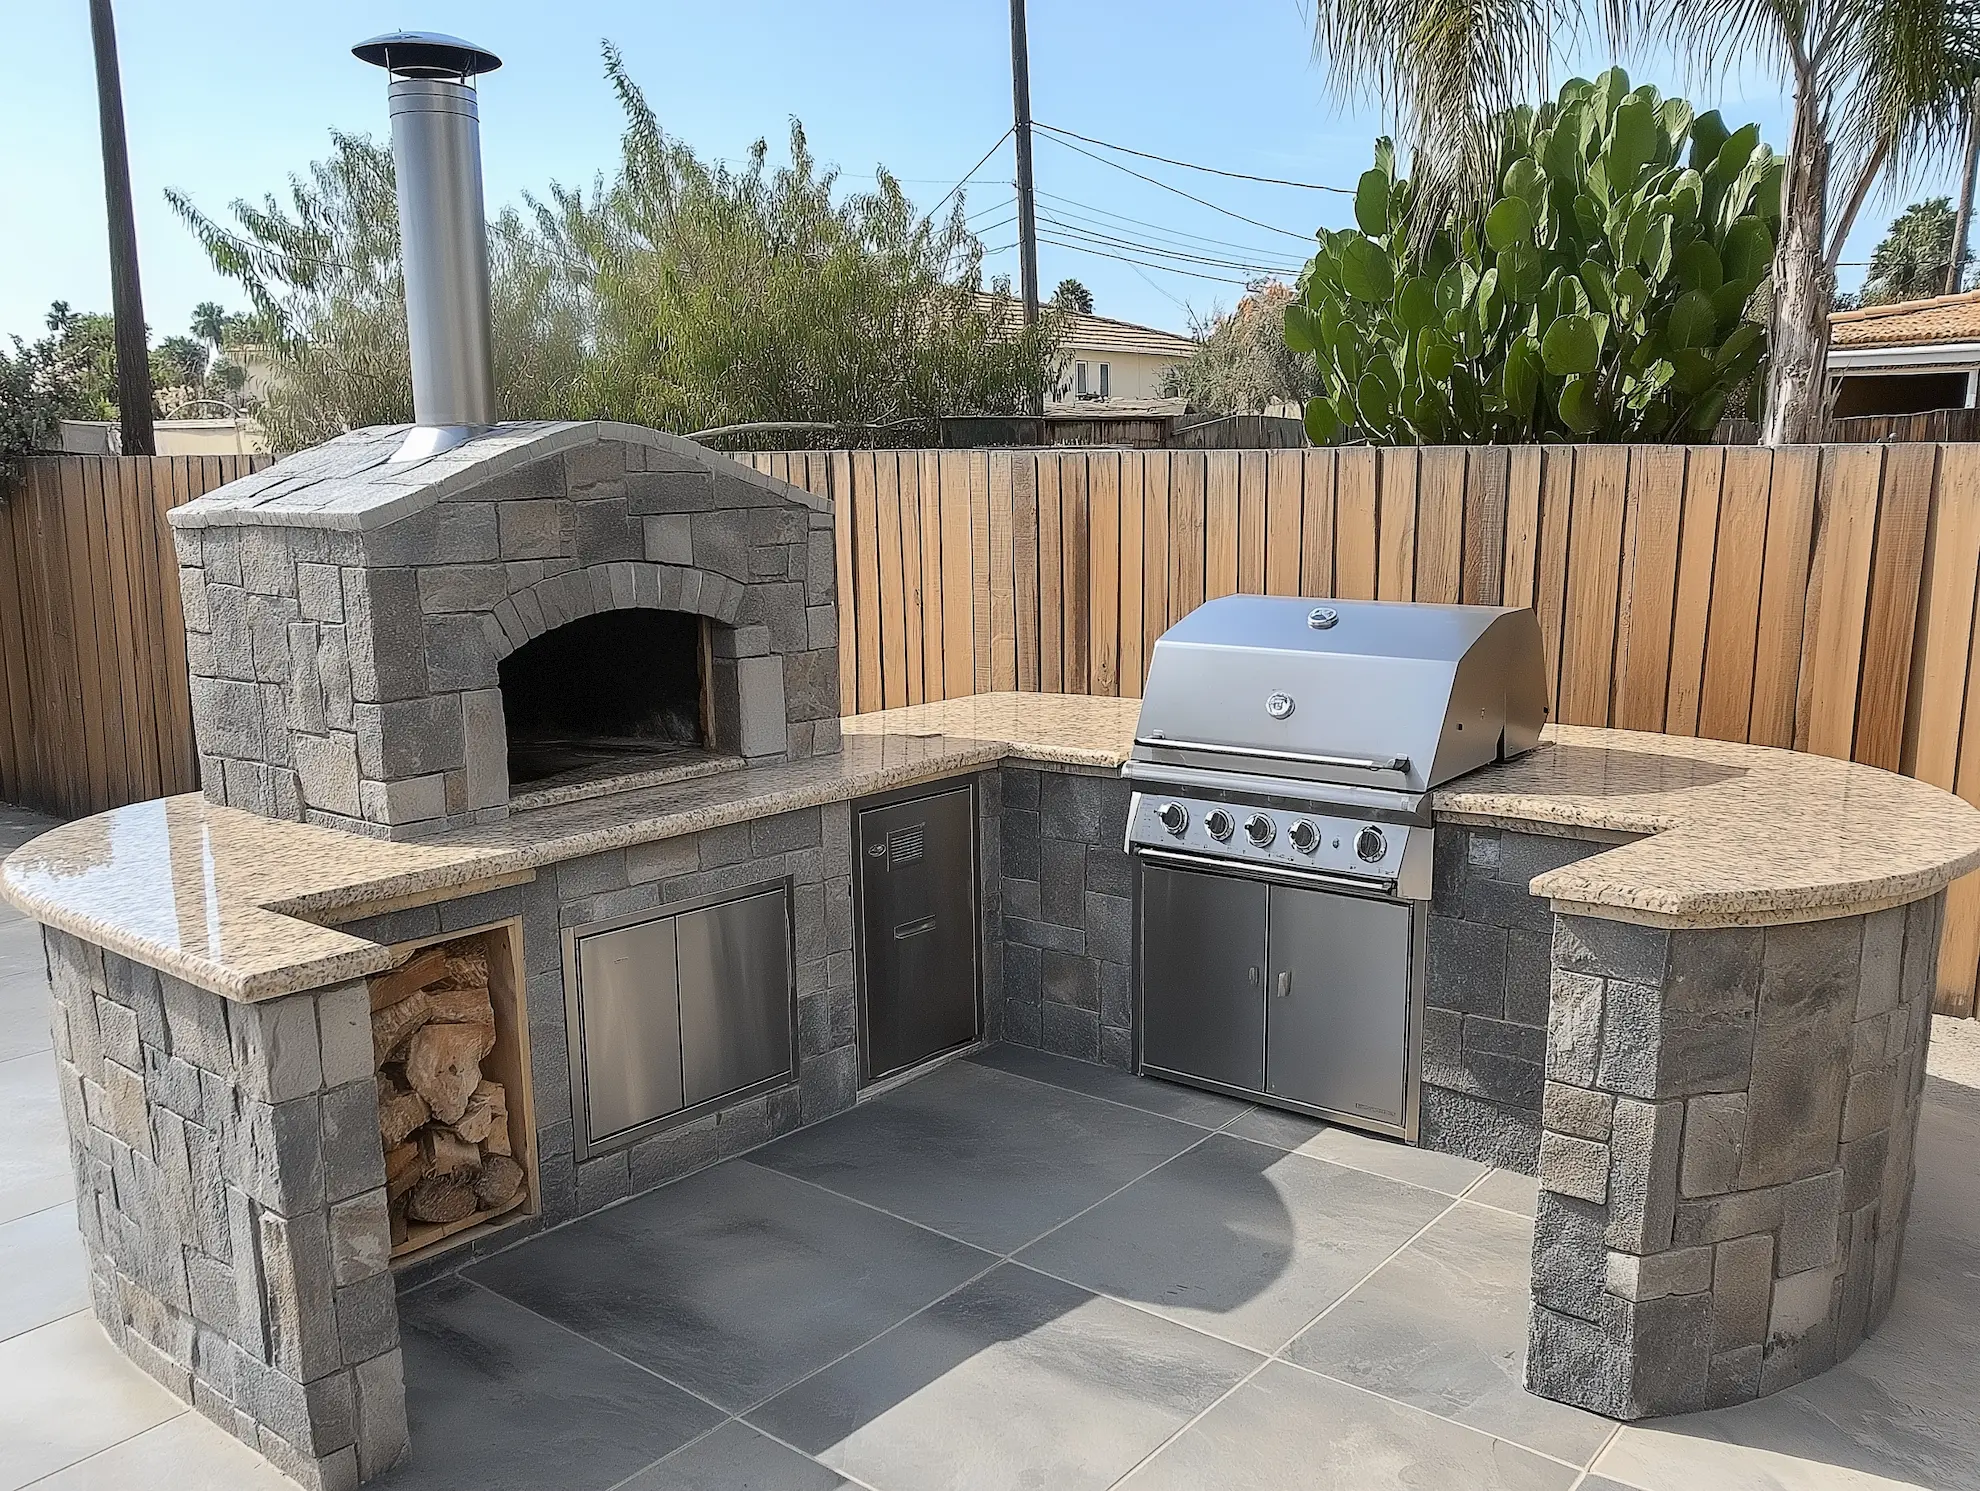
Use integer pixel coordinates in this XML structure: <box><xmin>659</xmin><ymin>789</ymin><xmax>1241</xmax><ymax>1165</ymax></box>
<box><xmin>9</xmin><ymin>683</ymin><xmax>1980</xmax><ymax>1483</ymax></box>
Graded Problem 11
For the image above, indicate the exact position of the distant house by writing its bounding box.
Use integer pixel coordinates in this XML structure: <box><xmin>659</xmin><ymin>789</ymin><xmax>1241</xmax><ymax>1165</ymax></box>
<box><xmin>1829</xmin><ymin>291</ymin><xmax>1980</xmax><ymax>418</ymax></box>
<box><xmin>977</xmin><ymin>293</ymin><xmax>1199</xmax><ymax>405</ymax></box>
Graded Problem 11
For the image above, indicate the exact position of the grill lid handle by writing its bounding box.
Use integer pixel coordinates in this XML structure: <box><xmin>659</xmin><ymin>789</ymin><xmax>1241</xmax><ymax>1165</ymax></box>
<box><xmin>1133</xmin><ymin>737</ymin><xmax>1410</xmax><ymax>775</ymax></box>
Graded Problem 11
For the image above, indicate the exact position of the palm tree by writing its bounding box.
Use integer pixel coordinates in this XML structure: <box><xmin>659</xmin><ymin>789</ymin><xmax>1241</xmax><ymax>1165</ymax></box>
<box><xmin>1859</xmin><ymin>198</ymin><xmax>1962</xmax><ymax>304</ymax></box>
<box><xmin>1308</xmin><ymin>0</ymin><xmax>1980</xmax><ymax>443</ymax></box>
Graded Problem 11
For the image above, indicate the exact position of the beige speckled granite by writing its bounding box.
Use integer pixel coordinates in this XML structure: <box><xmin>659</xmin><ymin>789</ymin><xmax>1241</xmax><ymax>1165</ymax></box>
<box><xmin>1438</xmin><ymin>724</ymin><xmax>1980</xmax><ymax>926</ymax></box>
<box><xmin>7</xmin><ymin>696</ymin><xmax>1979</xmax><ymax>999</ymax></box>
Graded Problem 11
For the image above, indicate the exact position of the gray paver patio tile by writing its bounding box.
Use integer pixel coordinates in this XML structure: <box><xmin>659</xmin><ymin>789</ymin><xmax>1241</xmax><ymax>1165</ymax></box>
<box><xmin>19</xmin><ymin>1409</ymin><xmax>297</xmax><ymax>1491</ymax></box>
<box><xmin>0</xmin><ymin>1203</ymin><xmax>87</xmax><ymax>1344</ymax></box>
<box><xmin>0</xmin><ymin>921</ymin><xmax>45</xmax><ymax>984</ymax></box>
<box><xmin>1122</xmin><ymin>1359</ymin><xmax>1577</xmax><ymax>1490</ymax></box>
<box><xmin>754</xmin><ymin>1059</ymin><xmax>1205</xmax><ymax>1252</ymax></box>
<box><xmin>0</xmin><ymin>1312</ymin><xmax>184</xmax><ymax>1491</ymax></box>
<box><xmin>383</xmin><ymin>1276</ymin><xmax>721</xmax><ymax>1491</ymax></box>
<box><xmin>0</xmin><ymin>1051</ymin><xmax>73</xmax><ymax>1226</ymax></box>
<box><xmin>1019</xmin><ymin>1132</ymin><xmax>1450</xmax><ymax>1352</ymax></box>
<box><xmin>966</xmin><ymin>1041</ymin><xmax>1256</xmax><ymax>1129</ymax></box>
<box><xmin>1225</xmin><ymin>1106</ymin><xmax>1491</xmax><ymax>1195</ymax></box>
<box><xmin>748</xmin><ymin>1261</ymin><xmax>1258</xmax><ymax>1491</ymax></box>
<box><xmin>466</xmin><ymin>1159</ymin><xmax>992</xmax><ymax>1413</ymax></box>
<box><xmin>0</xmin><ymin>968</ymin><xmax>52</xmax><ymax>1068</ymax></box>
<box><xmin>1467</xmin><ymin>1167</ymin><xmax>1540</xmax><ymax>1217</ymax></box>
<box><xmin>618</xmin><ymin>1420</ymin><xmax>853</xmax><ymax>1490</ymax></box>
<box><xmin>1286</xmin><ymin>1198</ymin><xmax>1612</xmax><ymax>1466</ymax></box>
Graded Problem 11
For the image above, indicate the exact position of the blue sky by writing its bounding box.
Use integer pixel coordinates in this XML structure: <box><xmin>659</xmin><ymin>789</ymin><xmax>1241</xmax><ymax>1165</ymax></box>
<box><xmin>0</xmin><ymin>1</ymin><xmax>1956</xmax><ymax>347</ymax></box>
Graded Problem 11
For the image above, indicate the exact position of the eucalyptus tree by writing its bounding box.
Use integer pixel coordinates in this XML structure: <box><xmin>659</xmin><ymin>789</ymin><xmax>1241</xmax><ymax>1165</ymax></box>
<box><xmin>1308</xmin><ymin>0</ymin><xmax>1980</xmax><ymax>442</ymax></box>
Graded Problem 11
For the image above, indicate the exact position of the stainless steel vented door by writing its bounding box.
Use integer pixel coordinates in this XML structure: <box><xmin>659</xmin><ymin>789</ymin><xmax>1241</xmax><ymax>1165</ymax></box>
<box><xmin>572</xmin><ymin>915</ymin><xmax>683</xmax><ymax>1148</ymax></box>
<box><xmin>857</xmin><ymin>784</ymin><xmax>979</xmax><ymax>1082</ymax></box>
<box><xmin>677</xmin><ymin>887</ymin><xmax>793</xmax><ymax>1107</ymax></box>
<box><xmin>1264</xmin><ymin>885</ymin><xmax>1411</xmax><ymax>1125</ymax></box>
<box><xmin>1139</xmin><ymin>863</ymin><xmax>1268</xmax><ymax>1092</ymax></box>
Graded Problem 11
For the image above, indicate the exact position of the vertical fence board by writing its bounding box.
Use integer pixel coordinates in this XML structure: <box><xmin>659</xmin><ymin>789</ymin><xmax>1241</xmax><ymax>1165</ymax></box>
<box><xmin>1464</xmin><ymin>446</ymin><xmax>1510</xmax><ymax>606</ymax></box>
<box><xmin>1414</xmin><ymin>448</ymin><xmax>1465</xmax><ymax>604</ymax></box>
<box><xmin>1171</xmin><ymin>453</ymin><xmax>1207</xmax><ymax>621</ymax></box>
<box><xmin>1118</xmin><ymin>455</ymin><xmax>1145</xmax><ymax>695</ymax></box>
<box><xmin>1531</xmin><ymin>447</ymin><xmax>1575</xmax><ymax>720</ymax></box>
<box><xmin>897</xmin><ymin>454</ymin><xmax>926</xmax><ymax>707</ymax></box>
<box><xmin>1012</xmin><ymin>453</ymin><xmax>1040</xmax><ymax>693</ymax></box>
<box><xmin>1204</xmin><ymin>452</ymin><xmax>1240</xmax><ymax>601</ymax></box>
<box><xmin>1558</xmin><ymin>447</ymin><xmax>1629</xmax><ymax>727</ymax></box>
<box><xmin>1612</xmin><ymin>446</ymin><xmax>1686</xmax><ymax>733</ymax></box>
<box><xmin>1060</xmin><ymin>455</ymin><xmax>1090</xmax><ymax>694</ymax></box>
<box><xmin>850</xmin><ymin>452</ymin><xmax>884</xmax><ymax>713</ymax></box>
<box><xmin>1334</xmin><ymin>449</ymin><xmax>1378</xmax><ymax>600</ymax></box>
<box><xmin>1237</xmin><ymin>451</ymin><xmax>1268</xmax><ymax>596</ymax></box>
<box><xmin>1500</xmin><ymin>446</ymin><xmax>1543</xmax><ymax>611</ymax></box>
<box><xmin>1664</xmin><ymin>447</ymin><xmax>1723</xmax><ymax>738</ymax></box>
<box><xmin>875</xmin><ymin>454</ymin><xmax>908</xmax><ymax>710</ymax></box>
<box><xmin>916</xmin><ymin>451</ymin><xmax>945</xmax><ymax>702</ymax></box>
<box><xmin>1797</xmin><ymin>448</ymin><xmax>1885</xmax><ymax>760</ymax></box>
<box><xmin>988</xmin><ymin>454</ymin><xmax>1016</xmax><ymax>694</ymax></box>
<box><xmin>969</xmin><ymin>454</ymin><xmax>993</xmax><ymax>697</ymax></box>
<box><xmin>939</xmin><ymin>452</ymin><xmax>975</xmax><ymax>701</ymax></box>
<box><xmin>1264</xmin><ymin>450</ymin><xmax>1303</xmax><ymax>597</ymax></box>
<box><xmin>1299</xmin><ymin>449</ymin><xmax>1336</xmax><ymax>599</ymax></box>
<box><xmin>1036</xmin><ymin>457</ymin><xmax>1064</xmax><ymax>692</ymax></box>
<box><xmin>1854</xmin><ymin>444</ymin><xmax>1934</xmax><ymax>773</ymax></box>
<box><xmin>1697</xmin><ymin>450</ymin><xmax>1770</xmax><ymax>743</ymax></box>
<box><xmin>1377</xmin><ymin>448</ymin><xmax>1419</xmax><ymax>602</ymax></box>
<box><xmin>830</xmin><ymin>452</ymin><xmax>858</xmax><ymax>712</ymax></box>
<box><xmin>1140</xmin><ymin>453</ymin><xmax>1170</xmax><ymax>685</ymax></box>
<box><xmin>1088</xmin><ymin>453</ymin><xmax>1120</xmax><ymax>696</ymax></box>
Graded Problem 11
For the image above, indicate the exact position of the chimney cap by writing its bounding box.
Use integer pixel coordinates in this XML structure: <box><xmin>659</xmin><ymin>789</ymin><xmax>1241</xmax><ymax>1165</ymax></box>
<box><xmin>352</xmin><ymin>30</ymin><xmax>502</xmax><ymax>80</ymax></box>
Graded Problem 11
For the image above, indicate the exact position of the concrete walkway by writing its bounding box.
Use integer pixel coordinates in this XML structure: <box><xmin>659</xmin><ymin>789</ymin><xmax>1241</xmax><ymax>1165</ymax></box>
<box><xmin>3</xmin><ymin>796</ymin><xmax>1980</xmax><ymax>1490</ymax></box>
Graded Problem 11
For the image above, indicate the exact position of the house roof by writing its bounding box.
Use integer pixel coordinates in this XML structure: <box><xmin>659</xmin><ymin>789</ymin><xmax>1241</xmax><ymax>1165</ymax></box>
<box><xmin>1831</xmin><ymin>290</ymin><xmax>1980</xmax><ymax>349</ymax></box>
<box><xmin>976</xmin><ymin>293</ymin><xmax>1199</xmax><ymax>361</ymax></box>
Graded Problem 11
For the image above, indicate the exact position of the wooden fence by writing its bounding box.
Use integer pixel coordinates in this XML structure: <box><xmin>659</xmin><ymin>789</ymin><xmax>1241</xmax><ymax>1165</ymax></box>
<box><xmin>1718</xmin><ymin>407</ymin><xmax>1980</xmax><ymax>445</ymax></box>
<box><xmin>744</xmin><ymin>443</ymin><xmax>1980</xmax><ymax>1016</ymax></box>
<box><xmin>11</xmin><ymin>445</ymin><xmax>1980</xmax><ymax>1013</ymax></box>
<box><xmin>0</xmin><ymin>454</ymin><xmax>270</xmax><ymax>819</ymax></box>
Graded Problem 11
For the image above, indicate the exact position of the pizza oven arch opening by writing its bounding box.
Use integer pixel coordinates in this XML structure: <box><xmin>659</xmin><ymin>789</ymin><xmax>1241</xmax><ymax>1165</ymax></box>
<box><xmin>498</xmin><ymin>607</ymin><xmax>718</xmax><ymax>796</ymax></box>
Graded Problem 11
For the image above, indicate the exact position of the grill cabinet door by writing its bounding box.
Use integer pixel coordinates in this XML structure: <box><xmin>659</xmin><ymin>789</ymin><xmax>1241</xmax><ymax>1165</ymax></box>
<box><xmin>572</xmin><ymin>915</ymin><xmax>683</xmax><ymax>1148</ymax></box>
<box><xmin>857</xmin><ymin>785</ymin><xmax>980</xmax><ymax>1082</ymax></box>
<box><xmin>676</xmin><ymin>887</ymin><xmax>793</xmax><ymax>1108</ymax></box>
<box><xmin>1264</xmin><ymin>885</ymin><xmax>1411</xmax><ymax>1126</ymax></box>
<box><xmin>1138</xmin><ymin>863</ymin><xmax>1267</xmax><ymax>1092</ymax></box>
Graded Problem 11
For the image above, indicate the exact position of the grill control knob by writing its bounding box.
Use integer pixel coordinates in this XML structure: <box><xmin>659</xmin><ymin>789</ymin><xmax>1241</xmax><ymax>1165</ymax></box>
<box><xmin>1204</xmin><ymin>808</ymin><xmax>1234</xmax><ymax>841</ymax></box>
<box><xmin>1155</xmin><ymin>801</ymin><xmax>1189</xmax><ymax>836</ymax></box>
<box><xmin>1244</xmin><ymin>813</ymin><xmax>1275</xmax><ymax>848</ymax></box>
<box><xmin>1355</xmin><ymin>825</ymin><xmax>1387</xmax><ymax>863</ymax></box>
<box><xmin>1288</xmin><ymin>820</ymin><xmax>1319</xmax><ymax>853</ymax></box>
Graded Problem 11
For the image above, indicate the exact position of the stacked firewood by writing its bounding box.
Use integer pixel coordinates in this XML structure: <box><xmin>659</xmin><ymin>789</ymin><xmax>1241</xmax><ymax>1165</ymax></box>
<box><xmin>370</xmin><ymin>936</ymin><xmax>525</xmax><ymax>1247</ymax></box>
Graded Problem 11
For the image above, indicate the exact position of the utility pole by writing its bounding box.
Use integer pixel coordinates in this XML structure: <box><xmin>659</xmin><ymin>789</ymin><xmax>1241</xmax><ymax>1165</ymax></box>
<box><xmin>1949</xmin><ymin>83</ymin><xmax>1980</xmax><ymax>297</ymax></box>
<box><xmin>88</xmin><ymin>0</ymin><xmax>155</xmax><ymax>456</ymax></box>
<box><xmin>1009</xmin><ymin>0</ymin><xmax>1045</xmax><ymax>404</ymax></box>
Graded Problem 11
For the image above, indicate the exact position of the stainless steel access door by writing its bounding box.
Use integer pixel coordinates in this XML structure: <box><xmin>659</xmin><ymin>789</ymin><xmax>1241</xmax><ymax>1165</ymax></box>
<box><xmin>677</xmin><ymin>887</ymin><xmax>794</xmax><ymax>1107</ymax></box>
<box><xmin>1264</xmin><ymin>884</ymin><xmax>1412</xmax><ymax>1127</ymax></box>
<box><xmin>571</xmin><ymin>914</ymin><xmax>683</xmax><ymax>1147</ymax></box>
<box><xmin>857</xmin><ymin>783</ymin><xmax>979</xmax><ymax>1082</ymax></box>
<box><xmin>1138</xmin><ymin>862</ymin><xmax>1268</xmax><ymax>1092</ymax></box>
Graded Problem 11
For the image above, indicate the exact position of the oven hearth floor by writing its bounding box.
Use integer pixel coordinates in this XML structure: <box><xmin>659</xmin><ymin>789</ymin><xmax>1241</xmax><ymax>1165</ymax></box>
<box><xmin>6</xmin><ymin>868</ymin><xmax>1980</xmax><ymax>1491</ymax></box>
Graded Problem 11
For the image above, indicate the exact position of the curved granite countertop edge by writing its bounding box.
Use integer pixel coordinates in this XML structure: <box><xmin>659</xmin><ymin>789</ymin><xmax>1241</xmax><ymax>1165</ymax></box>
<box><xmin>7</xmin><ymin>698</ymin><xmax>1980</xmax><ymax>998</ymax></box>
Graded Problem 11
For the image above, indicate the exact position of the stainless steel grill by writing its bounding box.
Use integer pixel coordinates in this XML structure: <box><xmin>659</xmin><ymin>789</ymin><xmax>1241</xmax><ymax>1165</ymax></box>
<box><xmin>1126</xmin><ymin>596</ymin><xmax>1546</xmax><ymax>1138</ymax></box>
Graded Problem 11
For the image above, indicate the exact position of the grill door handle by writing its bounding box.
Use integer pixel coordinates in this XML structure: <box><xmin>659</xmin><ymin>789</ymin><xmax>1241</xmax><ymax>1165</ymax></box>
<box><xmin>893</xmin><ymin>916</ymin><xmax>937</xmax><ymax>941</ymax></box>
<box><xmin>1275</xmin><ymin>970</ymin><xmax>1293</xmax><ymax>998</ymax></box>
<box><xmin>1134</xmin><ymin>737</ymin><xmax>1410</xmax><ymax>774</ymax></box>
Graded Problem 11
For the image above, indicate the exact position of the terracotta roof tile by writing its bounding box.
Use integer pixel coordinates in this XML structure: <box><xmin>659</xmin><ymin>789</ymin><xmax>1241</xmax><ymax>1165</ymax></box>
<box><xmin>1831</xmin><ymin>289</ymin><xmax>1980</xmax><ymax>348</ymax></box>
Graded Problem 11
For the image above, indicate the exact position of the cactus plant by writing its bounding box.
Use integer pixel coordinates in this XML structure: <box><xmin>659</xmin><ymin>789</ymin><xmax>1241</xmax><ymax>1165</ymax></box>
<box><xmin>1285</xmin><ymin>70</ymin><xmax>1782</xmax><ymax>444</ymax></box>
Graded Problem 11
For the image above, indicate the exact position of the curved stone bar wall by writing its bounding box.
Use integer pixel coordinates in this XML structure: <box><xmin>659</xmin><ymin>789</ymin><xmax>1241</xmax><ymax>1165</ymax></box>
<box><xmin>1527</xmin><ymin>893</ymin><xmax>1941</xmax><ymax>1418</ymax></box>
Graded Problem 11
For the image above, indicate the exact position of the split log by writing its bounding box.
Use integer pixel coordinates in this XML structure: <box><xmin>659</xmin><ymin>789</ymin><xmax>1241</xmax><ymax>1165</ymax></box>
<box><xmin>425</xmin><ymin>985</ymin><xmax>494</xmax><ymax>1026</ymax></box>
<box><xmin>453</xmin><ymin>1080</ymin><xmax>508</xmax><ymax>1145</ymax></box>
<box><xmin>390</xmin><ymin>1198</ymin><xmax>410</xmax><ymax>1248</ymax></box>
<box><xmin>404</xmin><ymin>1022</ymin><xmax>495</xmax><ymax>1124</ymax></box>
<box><xmin>371</xmin><ymin>988</ymin><xmax>431</xmax><ymax>1066</ymax></box>
<box><xmin>385</xmin><ymin>1141</ymin><xmax>424</xmax><ymax>1201</ymax></box>
<box><xmin>473</xmin><ymin>1155</ymin><xmax>524</xmax><ymax>1210</ymax></box>
<box><xmin>437</xmin><ymin>947</ymin><xmax>490</xmax><ymax>989</ymax></box>
<box><xmin>419</xmin><ymin>1125</ymin><xmax>482</xmax><ymax>1178</ymax></box>
<box><xmin>377</xmin><ymin>1073</ymin><xmax>431</xmax><ymax>1149</ymax></box>
<box><xmin>406</xmin><ymin>1173</ymin><xmax>477</xmax><ymax>1225</ymax></box>
<box><xmin>482</xmin><ymin>1107</ymin><xmax>513</xmax><ymax>1158</ymax></box>
<box><xmin>369</xmin><ymin>947</ymin><xmax>448</xmax><ymax>1013</ymax></box>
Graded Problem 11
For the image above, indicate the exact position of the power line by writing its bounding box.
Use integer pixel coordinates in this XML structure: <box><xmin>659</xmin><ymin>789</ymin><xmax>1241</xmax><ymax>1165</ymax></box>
<box><xmin>1034</xmin><ymin>190</ymin><xmax>1300</xmax><ymax>261</ymax></box>
<box><xmin>1036</xmin><ymin>211</ymin><xmax>1301</xmax><ymax>276</ymax></box>
<box><xmin>1035</xmin><ymin>131</ymin><xmax>1318</xmax><ymax>243</ymax></box>
<box><xmin>1035</xmin><ymin>232</ymin><xmax>1258</xmax><ymax>286</ymax></box>
<box><xmin>1035</xmin><ymin>122</ymin><xmax>1354</xmax><ymax>195</ymax></box>
<box><xmin>920</xmin><ymin>127</ymin><xmax>1015</xmax><ymax>225</ymax></box>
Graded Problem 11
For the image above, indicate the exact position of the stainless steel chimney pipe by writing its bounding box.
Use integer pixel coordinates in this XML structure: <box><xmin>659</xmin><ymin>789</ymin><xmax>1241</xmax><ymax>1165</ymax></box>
<box><xmin>353</xmin><ymin>32</ymin><xmax>503</xmax><ymax>460</ymax></box>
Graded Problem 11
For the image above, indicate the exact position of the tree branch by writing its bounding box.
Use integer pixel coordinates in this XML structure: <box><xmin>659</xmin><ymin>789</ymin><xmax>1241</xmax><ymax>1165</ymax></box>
<box><xmin>1826</xmin><ymin>139</ymin><xmax>1893</xmax><ymax>272</ymax></box>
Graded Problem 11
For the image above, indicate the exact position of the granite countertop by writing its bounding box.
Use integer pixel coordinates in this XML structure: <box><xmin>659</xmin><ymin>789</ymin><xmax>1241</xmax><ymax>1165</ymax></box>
<box><xmin>7</xmin><ymin>694</ymin><xmax>1979</xmax><ymax>999</ymax></box>
<box><xmin>0</xmin><ymin>698</ymin><xmax>1139</xmax><ymax>1001</ymax></box>
<box><xmin>1435</xmin><ymin>724</ymin><xmax>1980</xmax><ymax>927</ymax></box>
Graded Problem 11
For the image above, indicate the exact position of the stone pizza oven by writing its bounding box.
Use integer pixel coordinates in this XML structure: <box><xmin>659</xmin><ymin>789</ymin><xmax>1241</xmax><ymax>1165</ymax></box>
<box><xmin>168</xmin><ymin>420</ymin><xmax>841</xmax><ymax>837</ymax></box>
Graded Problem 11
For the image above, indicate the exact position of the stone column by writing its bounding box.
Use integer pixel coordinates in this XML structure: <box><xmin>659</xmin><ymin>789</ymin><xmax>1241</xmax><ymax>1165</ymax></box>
<box><xmin>44</xmin><ymin>930</ymin><xmax>405</xmax><ymax>1489</ymax></box>
<box><xmin>1526</xmin><ymin>893</ymin><xmax>1940</xmax><ymax>1417</ymax></box>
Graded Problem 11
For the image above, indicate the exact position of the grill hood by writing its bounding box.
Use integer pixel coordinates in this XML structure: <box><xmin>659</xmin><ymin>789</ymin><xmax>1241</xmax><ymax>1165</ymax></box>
<box><xmin>1131</xmin><ymin>596</ymin><xmax>1546</xmax><ymax>795</ymax></box>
